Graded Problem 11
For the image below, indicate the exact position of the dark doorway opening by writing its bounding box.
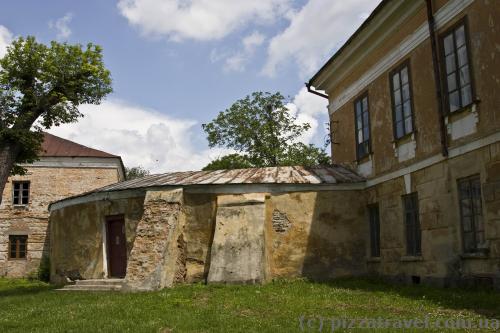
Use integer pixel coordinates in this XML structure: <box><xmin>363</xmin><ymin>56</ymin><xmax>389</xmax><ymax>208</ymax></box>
<box><xmin>106</xmin><ymin>215</ymin><xmax>127</xmax><ymax>278</ymax></box>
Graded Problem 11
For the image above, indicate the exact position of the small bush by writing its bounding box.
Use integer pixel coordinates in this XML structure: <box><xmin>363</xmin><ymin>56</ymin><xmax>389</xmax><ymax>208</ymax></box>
<box><xmin>37</xmin><ymin>256</ymin><xmax>50</xmax><ymax>282</ymax></box>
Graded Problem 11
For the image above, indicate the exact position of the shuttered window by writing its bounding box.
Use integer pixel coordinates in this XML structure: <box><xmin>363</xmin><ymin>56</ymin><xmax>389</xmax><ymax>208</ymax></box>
<box><xmin>403</xmin><ymin>193</ymin><xmax>421</xmax><ymax>256</ymax></box>
<box><xmin>13</xmin><ymin>181</ymin><xmax>30</xmax><ymax>205</ymax></box>
<box><xmin>441</xmin><ymin>20</ymin><xmax>473</xmax><ymax>112</ymax></box>
<box><xmin>458</xmin><ymin>175</ymin><xmax>484</xmax><ymax>253</ymax></box>
<box><xmin>354</xmin><ymin>93</ymin><xmax>371</xmax><ymax>159</ymax></box>
<box><xmin>390</xmin><ymin>62</ymin><xmax>414</xmax><ymax>139</ymax></box>
<box><xmin>9</xmin><ymin>235</ymin><xmax>28</xmax><ymax>259</ymax></box>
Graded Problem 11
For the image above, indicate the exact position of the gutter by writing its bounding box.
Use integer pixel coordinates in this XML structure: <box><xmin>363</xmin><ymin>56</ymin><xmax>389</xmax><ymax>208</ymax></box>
<box><xmin>305</xmin><ymin>82</ymin><xmax>329</xmax><ymax>99</ymax></box>
<box><xmin>425</xmin><ymin>0</ymin><xmax>449</xmax><ymax>157</ymax></box>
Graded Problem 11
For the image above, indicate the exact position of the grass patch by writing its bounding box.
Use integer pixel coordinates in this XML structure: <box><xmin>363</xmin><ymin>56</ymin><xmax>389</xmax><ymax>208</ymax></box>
<box><xmin>0</xmin><ymin>278</ymin><xmax>498</xmax><ymax>332</ymax></box>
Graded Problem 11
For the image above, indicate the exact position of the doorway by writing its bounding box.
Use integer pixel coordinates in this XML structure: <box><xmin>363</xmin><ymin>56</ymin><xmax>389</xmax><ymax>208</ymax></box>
<box><xmin>106</xmin><ymin>215</ymin><xmax>127</xmax><ymax>278</ymax></box>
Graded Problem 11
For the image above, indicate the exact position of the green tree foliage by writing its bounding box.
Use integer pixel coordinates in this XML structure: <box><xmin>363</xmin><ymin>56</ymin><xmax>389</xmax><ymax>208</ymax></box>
<box><xmin>0</xmin><ymin>36</ymin><xmax>112</xmax><ymax>203</ymax></box>
<box><xmin>125</xmin><ymin>166</ymin><xmax>151</xmax><ymax>180</ymax></box>
<box><xmin>202</xmin><ymin>92</ymin><xmax>330</xmax><ymax>170</ymax></box>
<box><xmin>202</xmin><ymin>153</ymin><xmax>253</xmax><ymax>171</ymax></box>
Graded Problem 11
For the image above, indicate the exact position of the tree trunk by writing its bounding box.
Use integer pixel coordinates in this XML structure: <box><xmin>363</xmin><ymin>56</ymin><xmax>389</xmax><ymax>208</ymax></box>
<box><xmin>0</xmin><ymin>142</ymin><xmax>21</xmax><ymax>206</ymax></box>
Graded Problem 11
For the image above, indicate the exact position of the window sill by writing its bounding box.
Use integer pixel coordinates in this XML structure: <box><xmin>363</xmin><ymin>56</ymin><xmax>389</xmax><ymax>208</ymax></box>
<box><xmin>400</xmin><ymin>256</ymin><xmax>423</xmax><ymax>262</ymax></box>
<box><xmin>367</xmin><ymin>257</ymin><xmax>381</xmax><ymax>263</ymax></box>
<box><xmin>7</xmin><ymin>258</ymin><xmax>27</xmax><ymax>261</ymax></box>
<box><xmin>13</xmin><ymin>205</ymin><xmax>29</xmax><ymax>209</ymax></box>
<box><xmin>460</xmin><ymin>252</ymin><xmax>489</xmax><ymax>260</ymax></box>
<box><xmin>445</xmin><ymin>100</ymin><xmax>479</xmax><ymax>119</ymax></box>
<box><xmin>392</xmin><ymin>131</ymin><xmax>416</xmax><ymax>145</ymax></box>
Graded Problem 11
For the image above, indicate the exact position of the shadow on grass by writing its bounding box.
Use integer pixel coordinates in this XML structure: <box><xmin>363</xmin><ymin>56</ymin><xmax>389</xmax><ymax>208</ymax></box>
<box><xmin>0</xmin><ymin>279</ymin><xmax>55</xmax><ymax>297</ymax></box>
<box><xmin>313</xmin><ymin>277</ymin><xmax>500</xmax><ymax>319</ymax></box>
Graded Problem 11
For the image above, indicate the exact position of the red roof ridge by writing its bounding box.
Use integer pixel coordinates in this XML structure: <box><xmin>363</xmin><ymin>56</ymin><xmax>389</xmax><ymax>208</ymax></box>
<box><xmin>41</xmin><ymin>132</ymin><xmax>120</xmax><ymax>158</ymax></box>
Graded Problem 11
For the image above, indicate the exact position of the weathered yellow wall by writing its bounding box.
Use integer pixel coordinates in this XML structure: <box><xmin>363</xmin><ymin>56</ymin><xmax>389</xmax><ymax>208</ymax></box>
<box><xmin>330</xmin><ymin>0</ymin><xmax>500</xmax><ymax>174</ymax></box>
<box><xmin>50</xmin><ymin>195</ymin><xmax>144</xmax><ymax>284</ymax></box>
<box><xmin>265</xmin><ymin>191</ymin><xmax>367</xmax><ymax>280</ymax></box>
<box><xmin>182</xmin><ymin>193</ymin><xmax>217</xmax><ymax>283</ymax></box>
<box><xmin>0</xmin><ymin>166</ymin><xmax>120</xmax><ymax>277</ymax></box>
<box><xmin>366</xmin><ymin>143</ymin><xmax>500</xmax><ymax>286</ymax></box>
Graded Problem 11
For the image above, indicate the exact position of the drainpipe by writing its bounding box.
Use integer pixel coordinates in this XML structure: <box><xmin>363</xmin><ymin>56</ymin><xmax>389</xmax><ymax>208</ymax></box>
<box><xmin>305</xmin><ymin>82</ymin><xmax>329</xmax><ymax>99</ymax></box>
<box><xmin>425</xmin><ymin>0</ymin><xmax>449</xmax><ymax>157</ymax></box>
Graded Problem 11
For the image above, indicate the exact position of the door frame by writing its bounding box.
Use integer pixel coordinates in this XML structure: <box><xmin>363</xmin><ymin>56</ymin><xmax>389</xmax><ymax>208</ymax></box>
<box><xmin>105</xmin><ymin>214</ymin><xmax>127</xmax><ymax>278</ymax></box>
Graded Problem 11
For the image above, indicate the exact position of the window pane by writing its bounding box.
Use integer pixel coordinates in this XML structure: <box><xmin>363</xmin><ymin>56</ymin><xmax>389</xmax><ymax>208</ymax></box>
<box><xmin>356</xmin><ymin>115</ymin><xmax>362</xmax><ymax>131</ymax></box>
<box><xmin>14</xmin><ymin>183</ymin><xmax>20</xmax><ymax>190</ymax></box>
<box><xmin>461</xmin><ymin>85</ymin><xmax>472</xmax><ymax>106</ymax></box>
<box><xmin>476</xmin><ymin>231</ymin><xmax>485</xmax><ymax>245</ymax></box>
<box><xmin>447</xmin><ymin>73</ymin><xmax>457</xmax><ymax>92</ymax></box>
<box><xmin>463</xmin><ymin>232</ymin><xmax>475</xmax><ymax>252</ymax></box>
<box><xmin>396</xmin><ymin>121</ymin><xmax>404</xmax><ymax>138</ymax></box>
<box><xmin>459</xmin><ymin>65</ymin><xmax>470</xmax><ymax>85</ymax></box>
<box><xmin>22</xmin><ymin>197</ymin><xmax>29</xmax><ymax>205</ymax></box>
<box><xmin>363</xmin><ymin>110</ymin><xmax>369</xmax><ymax>127</ymax></box>
<box><xmin>444</xmin><ymin>34</ymin><xmax>454</xmax><ymax>55</ymax></box>
<box><xmin>403</xmin><ymin>100</ymin><xmax>412</xmax><ymax>118</ymax></box>
<box><xmin>457</xmin><ymin>46</ymin><xmax>468</xmax><ymax>67</ymax></box>
<box><xmin>445</xmin><ymin>54</ymin><xmax>456</xmax><ymax>74</ymax></box>
<box><xmin>358</xmin><ymin>129</ymin><xmax>363</xmax><ymax>143</ymax></box>
<box><xmin>455</xmin><ymin>25</ymin><xmax>465</xmax><ymax>47</ymax></box>
<box><xmin>356</xmin><ymin>101</ymin><xmax>362</xmax><ymax>117</ymax></box>
<box><xmin>362</xmin><ymin>97</ymin><xmax>368</xmax><ymax>111</ymax></box>
<box><xmin>363</xmin><ymin>125</ymin><xmax>370</xmax><ymax>140</ymax></box>
<box><xmin>402</xmin><ymin>83</ymin><xmax>410</xmax><ymax>101</ymax></box>
<box><xmin>394</xmin><ymin>89</ymin><xmax>401</xmax><ymax>105</ymax></box>
<box><xmin>461</xmin><ymin>198</ymin><xmax>472</xmax><ymax>216</ymax></box>
<box><xmin>405</xmin><ymin>116</ymin><xmax>413</xmax><ymax>133</ymax></box>
<box><xmin>395</xmin><ymin>105</ymin><xmax>403</xmax><ymax>121</ymax></box>
<box><xmin>462</xmin><ymin>216</ymin><xmax>472</xmax><ymax>232</ymax></box>
<box><xmin>449</xmin><ymin>91</ymin><xmax>460</xmax><ymax>112</ymax></box>
<box><xmin>401</xmin><ymin>67</ymin><xmax>408</xmax><ymax>84</ymax></box>
<box><xmin>392</xmin><ymin>73</ymin><xmax>400</xmax><ymax>90</ymax></box>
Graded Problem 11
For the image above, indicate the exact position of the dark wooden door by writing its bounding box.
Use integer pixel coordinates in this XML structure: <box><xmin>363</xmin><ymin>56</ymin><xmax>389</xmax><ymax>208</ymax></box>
<box><xmin>106</xmin><ymin>216</ymin><xmax>127</xmax><ymax>278</ymax></box>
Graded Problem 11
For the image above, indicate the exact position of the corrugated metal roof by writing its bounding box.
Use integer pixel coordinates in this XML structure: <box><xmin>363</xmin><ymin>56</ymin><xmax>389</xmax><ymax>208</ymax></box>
<box><xmin>41</xmin><ymin>132</ymin><xmax>119</xmax><ymax>158</ymax></box>
<box><xmin>97</xmin><ymin>165</ymin><xmax>364</xmax><ymax>192</ymax></box>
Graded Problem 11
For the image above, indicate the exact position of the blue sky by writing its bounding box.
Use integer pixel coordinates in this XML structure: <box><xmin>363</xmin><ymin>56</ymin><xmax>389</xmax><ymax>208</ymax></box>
<box><xmin>0</xmin><ymin>0</ymin><xmax>379</xmax><ymax>172</ymax></box>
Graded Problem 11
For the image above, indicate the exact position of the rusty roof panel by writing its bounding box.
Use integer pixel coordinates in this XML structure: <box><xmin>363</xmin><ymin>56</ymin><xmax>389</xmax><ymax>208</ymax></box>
<box><xmin>94</xmin><ymin>165</ymin><xmax>364</xmax><ymax>194</ymax></box>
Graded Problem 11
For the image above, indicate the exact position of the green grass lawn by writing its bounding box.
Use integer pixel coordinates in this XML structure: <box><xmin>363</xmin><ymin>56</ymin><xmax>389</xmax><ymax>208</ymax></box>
<box><xmin>0</xmin><ymin>278</ymin><xmax>498</xmax><ymax>332</ymax></box>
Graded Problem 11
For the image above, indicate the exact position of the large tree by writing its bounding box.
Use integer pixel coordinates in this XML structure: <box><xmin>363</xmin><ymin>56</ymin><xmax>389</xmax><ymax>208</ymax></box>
<box><xmin>202</xmin><ymin>91</ymin><xmax>330</xmax><ymax>170</ymax></box>
<box><xmin>0</xmin><ymin>36</ymin><xmax>112</xmax><ymax>204</ymax></box>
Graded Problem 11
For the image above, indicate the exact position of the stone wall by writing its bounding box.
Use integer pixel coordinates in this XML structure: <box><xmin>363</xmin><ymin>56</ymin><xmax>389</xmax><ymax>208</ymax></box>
<box><xmin>182</xmin><ymin>193</ymin><xmax>217</xmax><ymax>283</ymax></box>
<box><xmin>207</xmin><ymin>193</ymin><xmax>267</xmax><ymax>284</ymax></box>
<box><xmin>1</xmin><ymin>166</ymin><xmax>121</xmax><ymax>277</ymax></box>
<box><xmin>50</xmin><ymin>196</ymin><xmax>144</xmax><ymax>284</ymax></box>
<box><xmin>366</xmin><ymin>143</ymin><xmax>500</xmax><ymax>287</ymax></box>
<box><xmin>265</xmin><ymin>191</ymin><xmax>367</xmax><ymax>280</ymax></box>
<box><xmin>123</xmin><ymin>189</ymin><xmax>186</xmax><ymax>291</ymax></box>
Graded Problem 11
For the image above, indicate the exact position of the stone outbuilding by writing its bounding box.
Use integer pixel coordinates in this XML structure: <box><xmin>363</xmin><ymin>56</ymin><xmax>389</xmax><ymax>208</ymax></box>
<box><xmin>48</xmin><ymin>166</ymin><xmax>367</xmax><ymax>291</ymax></box>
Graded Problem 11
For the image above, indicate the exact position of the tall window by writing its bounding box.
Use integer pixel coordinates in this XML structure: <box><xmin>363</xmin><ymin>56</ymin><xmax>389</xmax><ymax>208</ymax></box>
<box><xmin>354</xmin><ymin>93</ymin><xmax>370</xmax><ymax>159</ymax></box>
<box><xmin>12</xmin><ymin>181</ymin><xmax>30</xmax><ymax>205</ymax></box>
<box><xmin>403</xmin><ymin>193</ymin><xmax>421</xmax><ymax>256</ymax></box>
<box><xmin>458</xmin><ymin>175</ymin><xmax>484</xmax><ymax>253</ymax></box>
<box><xmin>9</xmin><ymin>235</ymin><xmax>28</xmax><ymax>259</ymax></box>
<box><xmin>390</xmin><ymin>62</ymin><xmax>414</xmax><ymax>139</ymax></box>
<box><xmin>441</xmin><ymin>20</ymin><xmax>473</xmax><ymax>112</ymax></box>
<box><xmin>368</xmin><ymin>204</ymin><xmax>381</xmax><ymax>257</ymax></box>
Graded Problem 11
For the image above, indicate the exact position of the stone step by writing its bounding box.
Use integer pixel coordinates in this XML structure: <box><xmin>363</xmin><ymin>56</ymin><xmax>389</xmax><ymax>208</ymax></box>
<box><xmin>75</xmin><ymin>279</ymin><xmax>124</xmax><ymax>286</ymax></box>
<box><xmin>56</xmin><ymin>279</ymin><xmax>124</xmax><ymax>291</ymax></box>
<box><xmin>56</xmin><ymin>284</ymin><xmax>122</xmax><ymax>292</ymax></box>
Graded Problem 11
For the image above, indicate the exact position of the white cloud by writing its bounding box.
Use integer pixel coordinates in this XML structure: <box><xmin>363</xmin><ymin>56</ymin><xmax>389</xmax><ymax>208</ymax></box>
<box><xmin>262</xmin><ymin>0</ymin><xmax>379</xmax><ymax>78</ymax></box>
<box><xmin>286</xmin><ymin>87</ymin><xmax>328</xmax><ymax>144</ymax></box>
<box><xmin>117</xmin><ymin>0</ymin><xmax>290</xmax><ymax>41</ymax></box>
<box><xmin>222</xmin><ymin>31</ymin><xmax>265</xmax><ymax>72</ymax></box>
<box><xmin>49</xmin><ymin>13</ymin><xmax>73</xmax><ymax>40</ymax></box>
<box><xmin>0</xmin><ymin>25</ymin><xmax>13</xmax><ymax>58</ymax></box>
<box><xmin>48</xmin><ymin>99</ymin><xmax>230</xmax><ymax>173</ymax></box>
